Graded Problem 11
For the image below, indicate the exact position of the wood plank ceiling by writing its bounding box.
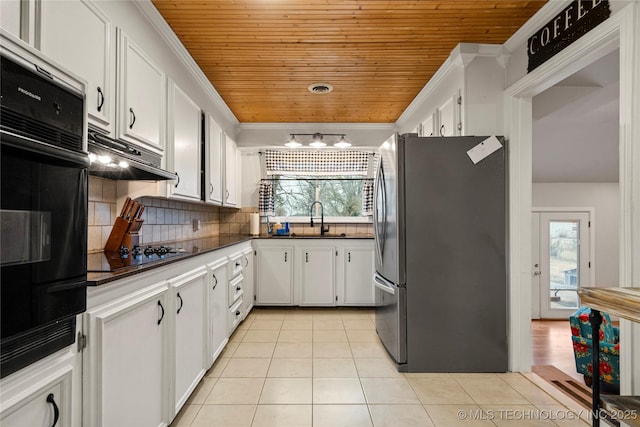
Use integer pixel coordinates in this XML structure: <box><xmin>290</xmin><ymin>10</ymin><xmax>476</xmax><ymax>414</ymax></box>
<box><xmin>152</xmin><ymin>0</ymin><xmax>546</xmax><ymax>123</ymax></box>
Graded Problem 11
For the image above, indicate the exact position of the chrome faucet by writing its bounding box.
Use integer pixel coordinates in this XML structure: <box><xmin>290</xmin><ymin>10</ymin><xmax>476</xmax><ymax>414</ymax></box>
<box><xmin>309</xmin><ymin>201</ymin><xmax>330</xmax><ymax>236</ymax></box>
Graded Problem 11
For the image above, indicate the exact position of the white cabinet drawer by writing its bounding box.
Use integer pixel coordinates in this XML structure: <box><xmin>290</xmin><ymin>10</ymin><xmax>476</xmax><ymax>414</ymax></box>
<box><xmin>228</xmin><ymin>274</ymin><xmax>244</xmax><ymax>307</ymax></box>
<box><xmin>228</xmin><ymin>252</ymin><xmax>244</xmax><ymax>278</ymax></box>
<box><xmin>228</xmin><ymin>298</ymin><xmax>243</xmax><ymax>335</ymax></box>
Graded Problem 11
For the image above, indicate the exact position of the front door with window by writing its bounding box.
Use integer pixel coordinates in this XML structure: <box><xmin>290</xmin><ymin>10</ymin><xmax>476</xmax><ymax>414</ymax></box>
<box><xmin>532</xmin><ymin>211</ymin><xmax>591</xmax><ymax>319</ymax></box>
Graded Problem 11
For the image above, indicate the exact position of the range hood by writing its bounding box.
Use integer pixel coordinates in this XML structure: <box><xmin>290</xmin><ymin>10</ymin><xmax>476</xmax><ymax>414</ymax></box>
<box><xmin>87</xmin><ymin>130</ymin><xmax>177</xmax><ymax>181</ymax></box>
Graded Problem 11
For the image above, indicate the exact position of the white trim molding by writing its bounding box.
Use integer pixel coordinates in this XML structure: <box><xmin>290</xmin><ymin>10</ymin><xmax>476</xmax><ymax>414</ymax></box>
<box><xmin>504</xmin><ymin>3</ymin><xmax>640</xmax><ymax>395</ymax></box>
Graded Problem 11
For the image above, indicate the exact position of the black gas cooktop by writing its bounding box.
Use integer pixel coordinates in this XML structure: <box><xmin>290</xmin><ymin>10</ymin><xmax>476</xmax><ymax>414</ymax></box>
<box><xmin>87</xmin><ymin>245</ymin><xmax>188</xmax><ymax>273</ymax></box>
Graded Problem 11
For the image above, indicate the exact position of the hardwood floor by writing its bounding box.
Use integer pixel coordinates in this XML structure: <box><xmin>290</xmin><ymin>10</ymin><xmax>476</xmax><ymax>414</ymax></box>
<box><xmin>531</xmin><ymin>319</ymin><xmax>584</xmax><ymax>383</ymax></box>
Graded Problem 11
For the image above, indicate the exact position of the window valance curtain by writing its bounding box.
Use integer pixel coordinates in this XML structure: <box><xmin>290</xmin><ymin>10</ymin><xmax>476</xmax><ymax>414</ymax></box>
<box><xmin>263</xmin><ymin>150</ymin><xmax>371</xmax><ymax>176</ymax></box>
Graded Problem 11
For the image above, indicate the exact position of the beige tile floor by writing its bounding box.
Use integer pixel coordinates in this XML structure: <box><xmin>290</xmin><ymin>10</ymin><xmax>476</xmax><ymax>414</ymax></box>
<box><xmin>171</xmin><ymin>308</ymin><xmax>590</xmax><ymax>427</ymax></box>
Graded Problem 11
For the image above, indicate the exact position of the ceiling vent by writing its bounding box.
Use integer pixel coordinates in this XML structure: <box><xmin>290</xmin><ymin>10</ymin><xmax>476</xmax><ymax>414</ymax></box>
<box><xmin>308</xmin><ymin>83</ymin><xmax>333</xmax><ymax>94</ymax></box>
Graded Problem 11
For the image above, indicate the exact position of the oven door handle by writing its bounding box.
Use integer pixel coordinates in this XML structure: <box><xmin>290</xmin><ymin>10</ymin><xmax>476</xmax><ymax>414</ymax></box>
<box><xmin>46</xmin><ymin>278</ymin><xmax>87</xmax><ymax>293</ymax></box>
<box><xmin>1</xmin><ymin>131</ymin><xmax>90</xmax><ymax>168</ymax></box>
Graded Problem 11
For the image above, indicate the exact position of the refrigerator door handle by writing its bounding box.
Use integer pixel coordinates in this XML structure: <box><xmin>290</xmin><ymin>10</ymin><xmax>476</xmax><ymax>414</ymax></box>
<box><xmin>373</xmin><ymin>274</ymin><xmax>395</xmax><ymax>295</ymax></box>
<box><xmin>373</xmin><ymin>160</ymin><xmax>387</xmax><ymax>266</ymax></box>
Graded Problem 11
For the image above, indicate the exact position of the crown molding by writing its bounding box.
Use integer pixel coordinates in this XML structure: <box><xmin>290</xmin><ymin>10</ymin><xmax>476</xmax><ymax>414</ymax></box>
<box><xmin>238</xmin><ymin>122</ymin><xmax>396</xmax><ymax>131</ymax></box>
<box><xmin>397</xmin><ymin>42</ymin><xmax>507</xmax><ymax>128</ymax></box>
<box><xmin>133</xmin><ymin>0</ymin><xmax>238</xmax><ymax>126</ymax></box>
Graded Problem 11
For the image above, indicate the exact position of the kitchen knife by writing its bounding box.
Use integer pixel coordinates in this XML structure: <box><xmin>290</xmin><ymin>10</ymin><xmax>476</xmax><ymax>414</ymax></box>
<box><xmin>120</xmin><ymin>197</ymin><xmax>132</xmax><ymax>218</ymax></box>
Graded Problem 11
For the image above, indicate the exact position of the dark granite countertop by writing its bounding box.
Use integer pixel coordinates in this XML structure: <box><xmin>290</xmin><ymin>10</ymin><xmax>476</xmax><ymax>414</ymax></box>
<box><xmin>87</xmin><ymin>235</ymin><xmax>252</xmax><ymax>286</ymax></box>
<box><xmin>256</xmin><ymin>233</ymin><xmax>373</xmax><ymax>239</ymax></box>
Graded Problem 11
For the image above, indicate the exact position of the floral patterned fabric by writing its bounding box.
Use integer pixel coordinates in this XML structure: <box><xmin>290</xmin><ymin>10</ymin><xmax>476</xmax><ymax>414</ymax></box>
<box><xmin>569</xmin><ymin>306</ymin><xmax>620</xmax><ymax>385</ymax></box>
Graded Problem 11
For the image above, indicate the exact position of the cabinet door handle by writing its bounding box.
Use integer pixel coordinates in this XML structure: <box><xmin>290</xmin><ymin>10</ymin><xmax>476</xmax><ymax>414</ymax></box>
<box><xmin>284</xmin><ymin>252</ymin><xmax>287</xmax><ymax>262</ymax></box>
<box><xmin>212</xmin><ymin>273</ymin><xmax>218</xmax><ymax>289</ymax></box>
<box><xmin>210</xmin><ymin>183</ymin><xmax>214</xmax><ymax>196</ymax></box>
<box><xmin>129</xmin><ymin>107</ymin><xmax>136</xmax><ymax>129</ymax></box>
<box><xmin>305</xmin><ymin>252</ymin><xmax>308</xmax><ymax>263</ymax></box>
<box><xmin>226</xmin><ymin>189</ymin><xmax>230</xmax><ymax>200</ymax></box>
<box><xmin>175</xmin><ymin>172</ymin><xmax>180</xmax><ymax>188</ymax></box>
<box><xmin>97</xmin><ymin>87</ymin><xmax>104</xmax><ymax>112</ymax></box>
<box><xmin>348</xmin><ymin>252</ymin><xmax>351</xmax><ymax>262</ymax></box>
<box><xmin>176</xmin><ymin>292</ymin><xmax>183</xmax><ymax>314</ymax></box>
<box><xmin>236</xmin><ymin>286</ymin><xmax>242</xmax><ymax>291</ymax></box>
<box><xmin>243</xmin><ymin>257</ymin><xmax>248</xmax><ymax>267</ymax></box>
<box><xmin>46</xmin><ymin>394</ymin><xmax>60</xmax><ymax>427</ymax></box>
<box><xmin>157</xmin><ymin>301</ymin><xmax>165</xmax><ymax>325</ymax></box>
<box><xmin>440</xmin><ymin>124</ymin><xmax>445</xmax><ymax>136</ymax></box>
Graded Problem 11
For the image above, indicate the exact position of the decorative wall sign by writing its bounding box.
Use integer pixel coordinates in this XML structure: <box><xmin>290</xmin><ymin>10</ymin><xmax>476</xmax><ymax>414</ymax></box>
<box><xmin>527</xmin><ymin>0</ymin><xmax>610</xmax><ymax>72</ymax></box>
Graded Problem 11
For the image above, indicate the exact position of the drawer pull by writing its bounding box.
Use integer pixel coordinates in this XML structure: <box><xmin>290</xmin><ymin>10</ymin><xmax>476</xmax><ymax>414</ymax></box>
<box><xmin>157</xmin><ymin>301</ymin><xmax>165</xmax><ymax>325</ymax></box>
<box><xmin>235</xmin><ymin>310</ymin><xmax>241</xmax><ymax>317</ymax></box>
<box><xmin>46</xmin><ymin>394</ymin><xmax>60</xmax><ymax>427</ymax></box>
<box><xmin>212</xmin><ymin>273</ymin><xmax>218</xmax><ymax>290</ymax></box>
<box><xmin>236</xmin><ymin>286</ymin><xmax>242</xmax><ymax>291</ymax></box>
<box><xmin>129</xmin><ymin>107</ymin><xmax>136</xmax><ymax>129</ymax></box>
<box><xmin>97</xmin><ymin>86</ymin><xmax>104</xmax><ymax>112</ymax></box>
<box><xmin>177</xmin><ymin>292</ymin><xmax>183</xmax><ymax>314</ymax></box>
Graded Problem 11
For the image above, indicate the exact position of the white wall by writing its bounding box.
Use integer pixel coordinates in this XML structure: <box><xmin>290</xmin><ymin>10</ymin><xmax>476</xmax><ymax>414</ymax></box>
<box><xmin>532</xmin><ymin>183</ymin><xmax>619</xmax><ymax>287</ymax></box>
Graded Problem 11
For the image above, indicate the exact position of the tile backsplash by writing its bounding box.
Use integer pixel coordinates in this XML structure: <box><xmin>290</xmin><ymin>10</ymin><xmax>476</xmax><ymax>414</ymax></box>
<box><xmin>88</xmin><ymin>176</ymin><xmax>254</xmax><ymax>253</ymax></box>
<box><xmin>88</xmin><ymin>177</ymin><xmax>373</xmax><ymax>253</ymax></box>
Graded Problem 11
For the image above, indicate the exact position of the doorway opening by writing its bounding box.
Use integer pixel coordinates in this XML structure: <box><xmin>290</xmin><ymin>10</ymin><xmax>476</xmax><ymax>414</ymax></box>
<box><xmin>530</xmin><ymin>48</ymin><xmax>620</xmax><ymax>385</ymax></box>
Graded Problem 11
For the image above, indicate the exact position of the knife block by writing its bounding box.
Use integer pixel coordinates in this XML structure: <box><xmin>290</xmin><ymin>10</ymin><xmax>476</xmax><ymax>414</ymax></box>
<box><xmin>104</xmin><ymin>217</ymin><xmax>132</xmax><ymax>252</ymax></box>
<box><xmin>122</xmin><ymin>233</ymin><xmax>140</xmax><ymax>251</ymax></box>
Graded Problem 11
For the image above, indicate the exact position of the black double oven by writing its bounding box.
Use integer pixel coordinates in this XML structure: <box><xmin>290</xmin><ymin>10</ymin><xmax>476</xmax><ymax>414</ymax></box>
<box><xmin>1</xmin><ymin>48</ymin><xmax>88</xmax><ymax>377</ymax></box>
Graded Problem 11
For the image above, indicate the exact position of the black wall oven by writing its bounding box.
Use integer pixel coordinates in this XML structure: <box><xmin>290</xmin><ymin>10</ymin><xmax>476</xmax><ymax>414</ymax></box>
<box><xmin>1</xmin><ymin>51</ymin><xmax>89</xmax><ymax>378</ymax></box>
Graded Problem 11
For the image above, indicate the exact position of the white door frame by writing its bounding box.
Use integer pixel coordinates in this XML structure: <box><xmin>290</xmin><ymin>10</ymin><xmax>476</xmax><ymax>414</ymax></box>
<box><xmin>532</xmin><ymin>209</ymin><xmax>593</xmax><ymax>319</ymax></box>
<box><xmin>504</xmin><ymin>3</ymin><xmax>640</xmax><ymax>395</ymax></box>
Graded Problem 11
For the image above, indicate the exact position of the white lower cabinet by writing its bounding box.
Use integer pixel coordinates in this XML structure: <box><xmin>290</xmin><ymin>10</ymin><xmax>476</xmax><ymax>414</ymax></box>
<box><xmin>255</xmin><ymin>239</ymin><xmax>374</xmax><ymax>307</ymax></box>
<box><xmin>340</xmin><ymin>244</ymin><xmax>375</xmax><ymax>306</ymax></box>
<box><xmin>255</xmin><ymin>244</ymin><xmax>294</xmax><ymax>305</ymax></box>
<box><xmin>170</xmin><ymin>267</ymin><xmax>208</xmax><ymax>415</ymax></box>
<box><xmin>207</xmin><ymin>258</ymin><xmax>229</xmax><ymax>365</ymax></box>
<box><xmin>84</xmin><ymin>283</ymin><xmax>169</xmax><ymax>427</ymax></box>
<box><xmin>83</xmin><ymin>242</ymin><xmax>251</xmax><ymax>426</ymax></box>
<box><xmin>241</xmin><ymin>248</ymin><xmax>255</xmax><ymax>317</ymax></box>
<box><xmin>0</xmin><ymin>351</ymin><xmax>77</xmax><ymax>427</ymax></box>
<box><xmin>300</xmin><ymin>246</ymin><xmax>336</xmax><ymax>306</ymax></box>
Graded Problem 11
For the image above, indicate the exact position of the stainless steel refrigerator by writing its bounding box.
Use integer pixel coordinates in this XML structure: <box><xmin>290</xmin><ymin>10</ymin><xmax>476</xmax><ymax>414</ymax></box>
<box><xmin>373</xmin><ymin>133</ymin><xmax>507</xmax><ymax>372</ymax></box>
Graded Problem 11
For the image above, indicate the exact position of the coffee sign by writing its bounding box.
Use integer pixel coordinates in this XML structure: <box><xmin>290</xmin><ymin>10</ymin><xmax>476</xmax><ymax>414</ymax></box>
<box><xmin>527</xmin><ymin>0</ymin><xmax>610</xmax><ymax>72</ymax></box>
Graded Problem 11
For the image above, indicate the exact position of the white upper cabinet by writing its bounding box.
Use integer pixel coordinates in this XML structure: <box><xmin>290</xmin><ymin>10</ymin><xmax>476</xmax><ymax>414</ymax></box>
<box><xmin>419</xmin><ymin>113</ymin><xmax>435</xmax><ymax>137</ymax></box>
<box><xmin>167</xmin><ymin>80</ymin><xmax>201</xmax><ymax>201</ymax></box>
<box><xmin>437</xmin><ymin>95</ymin><xmax>459</xmax><ymax>136</ymax></box>
<box><xmin>223</xmin><ymin>134</ymin><xmax>240</xmax><ymax>207</ymax></box>
<box><xmin>117</xmin><ymin>29</ymin><xmax>165</xmax><ymax>154</ymax></box>
<box><xmin>0</xmin><ymin>0</ymin><xmax>22</xmax><ymax>40</ymax></box>
<box><xmin>205</xmin><ymin>114</ymin><xmax>224</xmax><ymax>205</ymax></box>
<box><xmin>38</xmin><ymin>0</ymin><xmax>114</xmax><ymax>133</ymax></box>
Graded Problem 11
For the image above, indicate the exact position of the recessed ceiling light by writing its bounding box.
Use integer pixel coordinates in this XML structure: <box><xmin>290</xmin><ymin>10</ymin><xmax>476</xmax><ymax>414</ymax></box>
<box><xmin>308</xmin><ymin>82</ymin><xmax>333</xmax><ymax>94</ymax></box>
